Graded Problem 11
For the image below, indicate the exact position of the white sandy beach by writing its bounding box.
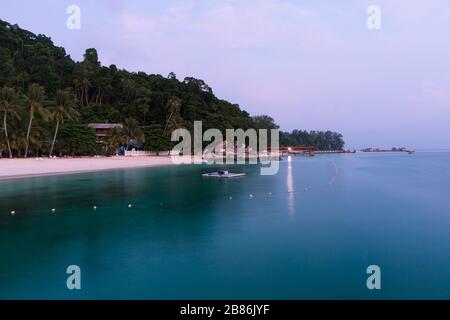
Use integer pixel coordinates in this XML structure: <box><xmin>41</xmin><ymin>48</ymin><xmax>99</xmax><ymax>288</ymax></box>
<box><xmin>0</xmin><ymin>157</ymin><xmax>178</xmax><ymax>180</ymax></box>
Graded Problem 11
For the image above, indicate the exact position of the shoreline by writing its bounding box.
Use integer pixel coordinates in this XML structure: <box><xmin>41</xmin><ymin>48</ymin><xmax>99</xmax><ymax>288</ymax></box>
<box><xmin>0</xmin><ymin>157</ymin><xmax>177</xmax><ymax>181</ymax></box>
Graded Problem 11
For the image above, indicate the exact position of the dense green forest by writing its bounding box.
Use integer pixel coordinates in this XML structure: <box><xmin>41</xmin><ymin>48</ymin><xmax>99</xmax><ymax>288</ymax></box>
<box><xmin>281</xmin><ymin>130</ymin><xmax>345</xmax><ymax>151</ymax></box>
<box><xmin>0</xmin><ymin>19</ymin><xmax>345</xmax><ymax>158</ymax></box>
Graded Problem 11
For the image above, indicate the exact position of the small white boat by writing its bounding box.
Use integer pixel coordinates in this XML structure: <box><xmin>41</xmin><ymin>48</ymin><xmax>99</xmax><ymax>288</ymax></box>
<box><xmin>202</xmin><ymin>170</ymin><xmax>246</xmax><ymax>178</ymax></box>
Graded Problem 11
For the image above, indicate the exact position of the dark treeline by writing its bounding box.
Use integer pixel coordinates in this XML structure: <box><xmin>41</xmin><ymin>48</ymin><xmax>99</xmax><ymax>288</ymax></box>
<box><xmin>281</xmin><ymin>130</ymin><xmax>345</xmax><ymax>151</ymax></box>
<box><xmin>0</xmin><ymin>19</ymin><xmax>345</xmax><ymax>157</ymax></box>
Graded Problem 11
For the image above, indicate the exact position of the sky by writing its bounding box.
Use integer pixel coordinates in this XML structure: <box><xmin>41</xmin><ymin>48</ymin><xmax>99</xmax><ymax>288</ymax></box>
<box><xmin>2</xmin><ymin>0</ymin><xmax>450</xmax><ymax>148</ymax></box>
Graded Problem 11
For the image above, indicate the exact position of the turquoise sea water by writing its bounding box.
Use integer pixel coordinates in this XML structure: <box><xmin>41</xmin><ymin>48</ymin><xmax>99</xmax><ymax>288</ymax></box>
<box><xmin>1</xmin><ymin>151</ymin><xmax>450</xmax><ymax>299</ymax></box>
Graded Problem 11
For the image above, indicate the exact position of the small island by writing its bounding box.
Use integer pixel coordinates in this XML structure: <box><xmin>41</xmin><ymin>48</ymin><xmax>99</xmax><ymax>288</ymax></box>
<box><xmin>361</xmin><ymin>147</ymin><xmax>415</xmax><ymax>154</ymax></box>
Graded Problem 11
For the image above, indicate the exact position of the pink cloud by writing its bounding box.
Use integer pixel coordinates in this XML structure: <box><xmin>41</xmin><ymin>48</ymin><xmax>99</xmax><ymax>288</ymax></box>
<box><xmin>409</xmin><ymin>80</ymin><xmax>450</xmax><ymax>106</ymax></box>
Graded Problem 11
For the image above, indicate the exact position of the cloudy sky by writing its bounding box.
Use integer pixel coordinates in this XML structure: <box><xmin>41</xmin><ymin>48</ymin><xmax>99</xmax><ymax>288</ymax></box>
<box><xmin>3</xmin><ymin>0</ymin><xmax>450</xmax><ymax>148</ymax></box>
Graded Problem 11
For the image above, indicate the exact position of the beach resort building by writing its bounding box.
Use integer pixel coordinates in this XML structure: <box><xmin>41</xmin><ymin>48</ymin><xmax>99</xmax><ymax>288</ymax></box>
<box><xmin>88</xmin><ymin>123</ymin><xmax>123</xmax><ymax>144</ymax></box>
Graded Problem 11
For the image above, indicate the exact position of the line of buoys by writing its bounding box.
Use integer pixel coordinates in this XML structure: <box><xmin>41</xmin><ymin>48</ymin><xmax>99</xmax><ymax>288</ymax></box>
<box><xmin>226</xmin><ymin>192</ymin><xmax>276</xmax><ymax>200</ymax></box>
<box><xmin>7</xmin><ymin>190</ymin><xmax>282</xmax><ymax>218</ymax></box>
<box><xmin>9</xmin><ymin>191</ymin><xmax>282</xmax><ymax>218</ymax></box>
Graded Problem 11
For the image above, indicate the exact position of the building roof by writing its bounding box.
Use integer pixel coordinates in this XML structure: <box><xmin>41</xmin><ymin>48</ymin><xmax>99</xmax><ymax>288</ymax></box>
<box><xmin>88</xmin><ymin>123</ymin><xmax>123</xmax><ymax>129</ymax></box>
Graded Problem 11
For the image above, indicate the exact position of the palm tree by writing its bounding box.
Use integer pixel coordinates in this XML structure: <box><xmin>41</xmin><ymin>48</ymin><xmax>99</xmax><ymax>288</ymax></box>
<box><xmin>0</xmin><ymin>136</ymin><xmax>4</xmax><ymax>157</ymax></box>
<box><xmin>122</xmin><ymin>78</ymin><xmax>136</xmax><ymax>103</ymax></box>
<box><xmin>49</xmin><ymin>90</ymin><xmax>79</xmax><ymax>157</ymax></box>
<box><xmin>24</xmin><ymin>84</ymin><xmax>48</xmax><ymax>158</ymax></box>
<box><xmin>0</xmin><ymin>86</ymin><xmax>22</xmax><ymax>158</ymax></box>
<box><xmin>122</xmin><ymin>118</ymin><xmax>144</xmax><ymax>150</ymax></box>
<box><xmin>164</xmin><ymin>97</ymin><xmax>182</xmax><ymax>135</ymax></box>
<box><xmin>10</xmin><ymin>130</ymin><xmax>28</xmax><ymax>158</ymax></box>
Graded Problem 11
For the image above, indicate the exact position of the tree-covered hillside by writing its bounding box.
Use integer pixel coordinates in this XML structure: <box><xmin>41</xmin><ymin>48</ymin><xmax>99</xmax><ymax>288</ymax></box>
<box><xmin>0</xmin><ymin>19</ymin><xmax>344</xmax><ymax>157</ymax></box>
<box><xmin>0</xmin><ymin>19</ymin><xmax>254</xmax><ymax>129</ymax></box>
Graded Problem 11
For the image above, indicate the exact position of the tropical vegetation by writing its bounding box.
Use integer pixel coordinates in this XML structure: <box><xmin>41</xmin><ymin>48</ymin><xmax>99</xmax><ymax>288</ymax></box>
<box><xmin>0</xmin><ymin>19</ymin><xmax>345</xmax><ymax>158</ymax></box>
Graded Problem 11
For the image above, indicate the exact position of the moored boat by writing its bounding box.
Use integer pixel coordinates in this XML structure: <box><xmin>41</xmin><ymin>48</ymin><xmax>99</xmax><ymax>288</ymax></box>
<box><xmin>202</xmin><ymin>171</ymin><xmax>246</xmax><ymax>178</ymax></box>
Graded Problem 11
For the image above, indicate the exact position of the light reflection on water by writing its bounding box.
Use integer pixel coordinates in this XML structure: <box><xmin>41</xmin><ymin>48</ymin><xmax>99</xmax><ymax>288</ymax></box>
<box><xmin>287</xmin><ymin>156</ymin><xmax>295</xmax><ymax>219</ymax></box>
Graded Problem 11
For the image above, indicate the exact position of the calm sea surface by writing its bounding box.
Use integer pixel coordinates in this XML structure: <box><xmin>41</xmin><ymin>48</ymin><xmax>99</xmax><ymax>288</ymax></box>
<box><xmin>1</xmin><ymin>151</ymin><xmax>450</xmax><ymax>299</ymax></box>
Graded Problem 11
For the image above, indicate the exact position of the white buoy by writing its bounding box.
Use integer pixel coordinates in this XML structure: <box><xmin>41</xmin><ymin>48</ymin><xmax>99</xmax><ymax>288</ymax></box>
<box><xmin>229</xmin><ymin>196</ymin><xmax>233</xmax><ymax>200</ymax></box>
<box><xmin>93</xmin><ymin>206</ymin><xmax>97</xmax><ymax>210</ymax></box>
<box><xmin>10</xmin><ymin>211</ymin><xmax>15</xmax><ymax>216</ymax></box>
<box><xmin>249</xmin><ymin>194</ymin><xmax>254</xmax><ymax>198</ymax></box>
<box><xmin>128</xmin><ymin>204</ymin><xmax>132</xmax><ymax>208</ymax></box>
<box><xmin>51</xmin><ymin>208</ymin><xmax>56</xmax><ymax>213</ymax></box>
